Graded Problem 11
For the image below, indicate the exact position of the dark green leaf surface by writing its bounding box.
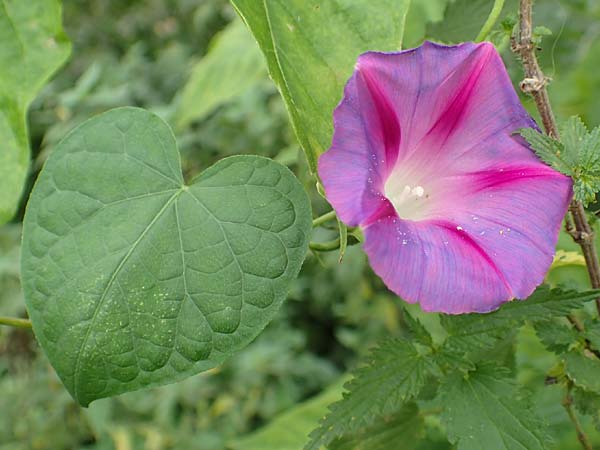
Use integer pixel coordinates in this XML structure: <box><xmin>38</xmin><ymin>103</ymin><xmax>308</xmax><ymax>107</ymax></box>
<box><xmin>230</xmin><ymin>0</ymin><xmax>411</xmax><ymax>173</ymax></box>
<box><xmin>175</xmin><ymin>18</ymin><xmax>266</xmax><ymax>129</ymax></box>
<box><xmin>306</xmin><ymin>338</ymin><xmax>436</xmax><ymax>450</ymax></box>
<box><xmin>0</xmin><ymin>0</ymin><xmax>71</xmax><ymax>223</ymax></box>
<box><xmin>21</xmin><ymin>107</ymin><xmax>311</xmax><ymax>406</ymax></box>
<box><xmin>441</xmin><ymin>364</ymin><xmax>549</xmax><ymax>450</ymax></box>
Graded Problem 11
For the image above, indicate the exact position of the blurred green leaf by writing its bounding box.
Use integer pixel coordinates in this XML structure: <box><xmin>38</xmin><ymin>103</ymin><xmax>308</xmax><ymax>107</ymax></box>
<box><xmin>21</xmin><ymin>107</ymin><xmax>311</xmax><ymax>406</ymax></box>
<box><xmin>306</xmin><ymin>337</ymin><xmax>438</xmax><ymax>450</ymax></box>
<box><xmin>230</xmin><ymin>378</ymin><xmax>346</xmax><ymax>450</ymax></box>
<box><xmin>0</xmin><ymin>0</ymin><xmax>71</xmax><ymax>223</ymax></box>
<box><xmin>175</xmin><ymin>18</ymin><xmax>266</xmax><ymax>129</ymax></box>
<box><xmin>441</xmin><ymin>363</ymin><xmax>549</xmax><ymax>450</ymax></box>
<box><xmin>329</xmin><ymin>403</ymin><xmax>424</xmax><ymax>450</ymax></box>
<box><xmin>230</xmin><ymin>0</ymin><xmax>411</xmax><ymax>173</ymax></box>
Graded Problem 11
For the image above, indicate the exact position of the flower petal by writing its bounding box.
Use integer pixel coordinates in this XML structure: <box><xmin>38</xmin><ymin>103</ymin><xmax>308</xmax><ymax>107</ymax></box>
<box><xmin>363</xmin><ymin>216</ymin><xmax>511</xmax><ymax>314</ymax></box>
<box><xmin>319</xmin><ymin>41</ymin><xmax>573</xmax><ymax>314</ymax></box>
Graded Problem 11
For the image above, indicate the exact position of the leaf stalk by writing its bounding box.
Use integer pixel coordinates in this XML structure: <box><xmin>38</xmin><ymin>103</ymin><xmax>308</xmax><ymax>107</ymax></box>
<box><xmin>0</xmin><ymin>316</ymin><xmax>32</xmax><ymax>329</ymax></box>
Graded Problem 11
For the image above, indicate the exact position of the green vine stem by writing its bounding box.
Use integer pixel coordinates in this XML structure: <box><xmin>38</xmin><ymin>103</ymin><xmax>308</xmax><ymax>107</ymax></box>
<box><xmin>309</xmin><ymin>238</ymin><xmax>341</xmax><ymax>252</ymax></box>
<box><xmin>312</xmin><ymin>210</ymin><xmax>337</xmax><ymax>228</ymax></box>
<box><xmin>476</xmin><ymin>0</ymin><xmax>506</xmax><ymax>42</ymax></box>
<box><xmin>513</xmin><ymin>0</ymin><xmax>600</xmax><ymax>315</ymax></box>
<box><xmin>0</xmin><ymin>316</ymin><xmax>32</xmax><ymax>329</ymax></box>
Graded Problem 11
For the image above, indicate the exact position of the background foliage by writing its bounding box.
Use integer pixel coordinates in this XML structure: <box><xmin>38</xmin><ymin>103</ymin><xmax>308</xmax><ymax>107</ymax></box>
<box><xmin>2</xmin><ymin>0</ymin><xmax>600</xmax><ymax>449</ymax></box>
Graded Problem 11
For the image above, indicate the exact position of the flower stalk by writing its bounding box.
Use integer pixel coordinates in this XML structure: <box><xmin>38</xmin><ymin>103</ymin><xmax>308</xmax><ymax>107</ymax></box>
<box><xmin>513</xmin><ymin>0</ymin><xmax>600</xmax><ymax>314</ymax></box>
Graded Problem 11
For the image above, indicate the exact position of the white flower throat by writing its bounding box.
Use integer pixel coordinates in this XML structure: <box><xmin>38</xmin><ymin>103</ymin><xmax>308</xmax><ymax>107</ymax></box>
<box><xmin>384</xmin><ymin>177</ymin><xmax>431</xmax><ymax>221</ymax></box>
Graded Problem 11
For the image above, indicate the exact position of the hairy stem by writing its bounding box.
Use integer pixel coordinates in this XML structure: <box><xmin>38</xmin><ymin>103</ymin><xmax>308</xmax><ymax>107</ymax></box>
<box><xmin>0</xmin><ymin>316</ymin><xmax>32</xmax><ymax>329</ymax></box>
<box><xmin>563</xmin><ymin>384</ymin><xmax>594</xmax><ymax>450</ymax></box>
<box><xmin>476</xmin><ymin>0</ymin><xmax>505</xmax><ymax>42</ymax></box>
<box><xmin>513</xmin><ymin>0</ymin><xmax>600</xmax><ymax>314</ymax></box>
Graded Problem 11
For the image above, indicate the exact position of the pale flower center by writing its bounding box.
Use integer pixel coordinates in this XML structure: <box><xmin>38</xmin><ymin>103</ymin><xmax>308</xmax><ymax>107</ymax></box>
<box><xmin>384</xmin><ymin>176</ymin><xmax>431</xmax><ymax>221</ymax></box>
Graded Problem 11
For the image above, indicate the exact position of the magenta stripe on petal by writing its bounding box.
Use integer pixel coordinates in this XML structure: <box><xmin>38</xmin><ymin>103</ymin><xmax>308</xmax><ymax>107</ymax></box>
<box><xmin>319</xmin><ymin>41</ymin><xmax>572</xmax><ymax>314</ymax></box>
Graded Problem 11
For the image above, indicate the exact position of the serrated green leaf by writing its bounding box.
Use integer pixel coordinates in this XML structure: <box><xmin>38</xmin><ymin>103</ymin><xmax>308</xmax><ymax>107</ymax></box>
<box><xmin>0</xmin><ymin>0</ymin><xmax>71</xmax><ymax>224</ymax></box>
<box><xmin>560</xmin><ymin>116</ymin><xmax>587</xmax><ymax>166</ymax></box>
<box><xmin>441</xmin><ymin>287</ymin><xmax>599</xmax><ymax>353</ymax></box>
<box><xmin>584</xmin><ymin>321</ymin><xmax>600</xmax><ymax>353</ymax></box>
<box><xmin>329</xmin><ymin>403</ymin><xmax>424</xmax><ymax>450</ymax></box>
<box><xmin>21</xmin><ymin>107</ymin><xmax>312</xmax><ymax>406</ymax></box>
<box><xmin>230</xmin><ymin>0</ymin><xmax>411</xmax><ymax>173</ymax></box>
<box><xmin>533</xmin><ymin>319</ymin><xmax>579</xmax><ymax>354</ymax></box>
<box><xmin>572</xmin><ymin>386</ymin><xmax>600</xmax><ymax>431</ymax></box>
<box><xmin>564</xmin><ymin>351</ymin><xmax>600</xmax><ymax>394</ymax></box>
<box><xmin>174</xmin><ymin>18</ymin><xmax>266</xmax><ymax>129</ymax></box>
<box><xmin>441</xmin><ymin>364</ymin><xmax>549</xmax><ymax>450</ymax></box>
<box><xmin>518</xmin><ymin>128</ymin><xmax>572</xmax><ymax>175</ymax></box>
<box><xmin>305</xmin><ymin>338</ymin><xmax>437</xmax><ymax>450</ymax></box>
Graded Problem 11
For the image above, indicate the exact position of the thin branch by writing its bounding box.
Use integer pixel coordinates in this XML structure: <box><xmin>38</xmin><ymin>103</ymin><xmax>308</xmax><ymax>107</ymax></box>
<box><xmin>512</xmin><ymin>0</ymin><xmax>600</xmax><ymax>314</ymax></box>
<box><xmin>0</xmin><ymin>316</ymin><xmax>32</xmax><ymax>329</ymax></box>
<box><xmin>563</xmin><ymin>383</ymin><xmax>594</xmax><ymax>450</ymax></box>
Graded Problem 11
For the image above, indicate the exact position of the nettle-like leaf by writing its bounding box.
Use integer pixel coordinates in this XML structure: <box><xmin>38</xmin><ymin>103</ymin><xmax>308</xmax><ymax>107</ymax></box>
<box><xmin>21</xmin><ymin>107</ymin><xmax>311</xmax><ymax>406</ymax></box>
<box><xmin>0</xmin><ymin>0</ymin><xmax>71</xmax><ymax>224</ymax></box>
<box><xmin>441</xmin><ymin>287</ymin><xmax>599</xmax><ymax>353</ymax></box>
<box><xmin>441</xmin><ymin>364</ymin><xmax>550</xmax><ymax>450</ymax></box>
<box><xmin>305</xmin><ymin>337</ymin><xmax>439</xmax><ymax>450</ymax></box>
<box><xmin>520</xmin><ymin>117</ymin><xmax>600</xmax><ymax>205</ymax></box>
<box><xmin>230</xmin><ymin>0</ymin><xmax>411</xmax><ymax>173</ymax></box>
<box><xmin>563</xmin><ymin>350</ymin><xmax>600</xmax><ymax>394</ymax></box>
<box><xmin>175</xmin><ymin>18</ymin><xmax>266</xmax><ymax>130</ymax></box>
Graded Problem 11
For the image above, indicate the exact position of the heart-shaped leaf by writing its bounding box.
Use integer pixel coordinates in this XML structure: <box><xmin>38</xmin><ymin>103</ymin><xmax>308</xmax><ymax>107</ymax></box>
<box><xmin>21</xmin><ymin>107</ymin><xmax>311</xmax><ymax>406</ymax></box>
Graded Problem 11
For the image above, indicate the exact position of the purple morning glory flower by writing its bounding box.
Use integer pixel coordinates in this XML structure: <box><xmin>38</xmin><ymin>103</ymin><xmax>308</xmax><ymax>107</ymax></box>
<box><xmin>318</xmin><ymin>41</ymin><xmax>572</xmax><ymax>314</ymax></box>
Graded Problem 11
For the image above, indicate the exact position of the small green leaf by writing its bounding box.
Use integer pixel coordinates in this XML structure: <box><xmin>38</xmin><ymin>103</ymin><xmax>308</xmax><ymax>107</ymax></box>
<box><xmin>533</xmin><ymin>319</ymin><xmax>579</xmax><ymax>354</ymax></box>
<box><xmin>230</xmin><ymin>0</ymin><xmax>412</xmax><ymax>173</ymax></box>
<box><xmin>564</xmin><ymin>351</ymin><xmax>600</xmax><ymax>394</ymax></box>
<box><xmin>584</xmin><ymin>320</ymin><xmax>600</xmax><ymax>353</ymax></box>
<box><xmin>174</xmin><ymin>18</ymin><xmax>266</xmax><ymax>129</ymax></box>
<box><xmin>0</xmin><ymin>0</ymin><xmax>71</xmax><ymax>224</ymax></box>
<box><xmin>441</xmin><ymin>363</ymin><xmax>549</xmax><ymax>450</ymax></box>
<box><xmin>21</xmin><ymin>107</ymin><xmax>312</xmax><ymax>406</ymax></box>
<box><xmin>329</xmin><ymin>403</ymin><xmax>424</xmax><ymax>450</ymax></box>
<box><xmin>572</xmin><ymin>387</ymin><xmax>600</xmax><ymax>431</ymax></box>
<box><xmin>524</xmin><ymin>116</ymin><xmax>600</xmax><ymax>206</ymax></box>
<box><xmin>518</xmin><ymin>128</ymin><xmax>572</xmax><ymax>175</ymax></box>
<box><xmin>305</xmin><ymin>338</ymin><xmax>437</xmax><ymax>450</ymax></box>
